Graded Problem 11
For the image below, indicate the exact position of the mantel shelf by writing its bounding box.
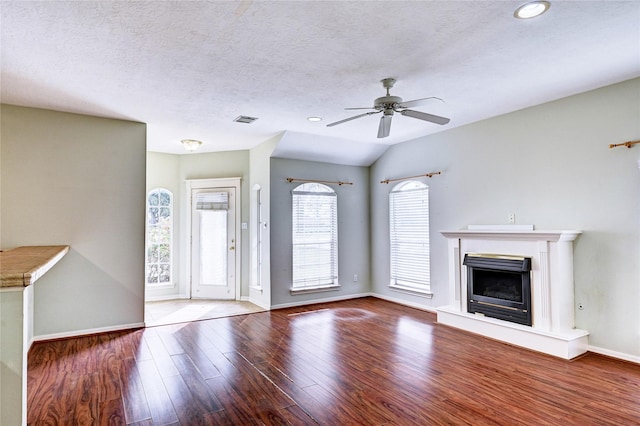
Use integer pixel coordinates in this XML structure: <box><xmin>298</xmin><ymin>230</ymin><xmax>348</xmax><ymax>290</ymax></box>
<box><xmin>440</xmin><ymin>229</ymin><xmax>581</xmax><ymax>242</ymax></box>
<box><xmin>0</xmin><ymin>245</ymin><xmax>70</xmax><ymax>288</ymax></box>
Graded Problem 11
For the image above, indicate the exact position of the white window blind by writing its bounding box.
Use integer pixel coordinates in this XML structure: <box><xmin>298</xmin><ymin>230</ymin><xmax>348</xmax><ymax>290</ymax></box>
<box><xmin>292</xmin><ymin>183</ymin><xmax>338</xmax><ymax>290</ymax></box>
<box><xmin>389</xmin><ymin>181</ymin><xmax>430</xmax><ymax>291</ymax></box>
<box><xmin>196</xmin><ymin>191</ymin><xmax>229</xmax><ymax>210</ymax></box>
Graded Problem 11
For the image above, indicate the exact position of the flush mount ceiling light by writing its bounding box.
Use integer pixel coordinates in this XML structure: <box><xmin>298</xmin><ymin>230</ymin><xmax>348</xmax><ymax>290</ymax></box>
<box><xmin>307</xmin><ymin>116</ymin><xmax>322</xmax><ymax>122</ymax></box>
<box><xmin>181</xmin><ymin>139</ymin><xmax>202</xmax><ymax>152</ymax></box>
<box><xmin>514</xmin><ymin>1</ymin><xmax>550</xmax><ymax>19</ymax></box>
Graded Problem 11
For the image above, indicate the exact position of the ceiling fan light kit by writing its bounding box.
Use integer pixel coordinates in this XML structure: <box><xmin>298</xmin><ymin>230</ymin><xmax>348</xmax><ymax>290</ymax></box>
<box><xmin>327</xmin><ymin>78</ymin><xmax>450</xmax><ymax>138</ymax></box>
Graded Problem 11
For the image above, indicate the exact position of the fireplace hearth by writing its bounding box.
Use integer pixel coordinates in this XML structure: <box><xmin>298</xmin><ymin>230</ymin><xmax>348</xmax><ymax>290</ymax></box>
<box><xmin>464</xmin><ymin>254</ymin><xmax>532</xmax><ymax>326</ymax></box>
<box><xmin>437</xmin><ymin>228</ymin><xmax>589</xmax><ymax>359</ymax></box>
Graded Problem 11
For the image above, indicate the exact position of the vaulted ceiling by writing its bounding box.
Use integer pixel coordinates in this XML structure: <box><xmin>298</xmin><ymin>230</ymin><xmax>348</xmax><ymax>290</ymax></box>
<box><xmin>2</xmin><ymin>1</ymin><xmax>639</xmax><ymax>165</ymax></box>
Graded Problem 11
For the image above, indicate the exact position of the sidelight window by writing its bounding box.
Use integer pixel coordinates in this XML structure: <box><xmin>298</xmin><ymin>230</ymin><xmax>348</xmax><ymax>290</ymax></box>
<box><xmin>146</xmin><ymin>188</ymin><xmax>173</xmax><ymax>285</ymax></box>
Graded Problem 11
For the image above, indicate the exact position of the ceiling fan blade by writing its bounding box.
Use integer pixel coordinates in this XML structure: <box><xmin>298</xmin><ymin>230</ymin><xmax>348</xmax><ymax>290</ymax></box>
<box><xmin>326</xmin><ymin>111</ymin><xmax>379</xmax><ymax>127</ymax></box>
<box><xmin>400</xmin><ymin>109</ymin><xmax>450</xmax><ymax>125</ymax></box>
<box><xmin>397</xmin><ymin>96</ymin><xmax>444</xmax><ymax>109</ymax></box>
<box><xmin>344</xmin><ymin>107</ymin><xmax>376</xmax><ymax>110</ymax></box>
<box><xmin>377</xmin><ymin>115</ymin><xmax>392</xmax><ymax>138</ymax></box>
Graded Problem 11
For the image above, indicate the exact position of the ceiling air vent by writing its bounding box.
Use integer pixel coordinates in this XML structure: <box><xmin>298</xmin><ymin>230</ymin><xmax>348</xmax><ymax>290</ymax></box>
<box><xmin>233</xmin><ymin>115</ymin><xmax>258</xmax><ymax>124</ymax></box>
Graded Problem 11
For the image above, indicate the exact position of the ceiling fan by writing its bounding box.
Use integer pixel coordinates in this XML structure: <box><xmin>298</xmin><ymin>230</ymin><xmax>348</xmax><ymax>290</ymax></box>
<box><xmin>326</xmin><ymin>78</ymin><xmax>450</xmax><ymax>138</ymax></box>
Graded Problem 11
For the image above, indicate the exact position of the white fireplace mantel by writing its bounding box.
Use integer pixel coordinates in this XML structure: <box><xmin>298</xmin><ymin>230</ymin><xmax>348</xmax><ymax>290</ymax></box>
<box><xmin>437</xmin><ymin>228</ymin><xmax>589</xmax><ymax>359</ymax></box>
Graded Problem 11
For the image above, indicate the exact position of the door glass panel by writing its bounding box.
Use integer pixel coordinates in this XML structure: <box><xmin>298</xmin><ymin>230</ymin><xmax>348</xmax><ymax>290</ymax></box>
<box><xmin>199</xmin><ymin>210</ymin><xmax>228</xmax><ymax>286</ymax></box>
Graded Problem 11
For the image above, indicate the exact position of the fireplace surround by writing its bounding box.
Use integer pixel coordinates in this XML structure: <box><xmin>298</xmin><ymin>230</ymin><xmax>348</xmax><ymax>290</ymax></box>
<box><xmin>438</xmin><ymin>228</ymin><xmax>589</xmax><ymax>359</ymax></box>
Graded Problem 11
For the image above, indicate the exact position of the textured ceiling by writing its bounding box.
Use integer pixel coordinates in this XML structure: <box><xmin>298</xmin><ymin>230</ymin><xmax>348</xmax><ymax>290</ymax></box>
<box><xmin>1</xmin><ymin>1</ymin><xmax>639</xmax><ymax>165</ymax></box>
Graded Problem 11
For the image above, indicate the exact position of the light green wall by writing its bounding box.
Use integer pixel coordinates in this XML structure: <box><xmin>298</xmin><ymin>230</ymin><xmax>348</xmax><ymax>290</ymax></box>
<box><xmin>1</xmin><ymin>104</ymin><xmax>147</xmax><ymax>337</ymax></box>
<box><xmin>146</xmin><ymin>150</ymin><xmax>252</xmax><ymax>299</ymax></box>
<box><xmin>270</xmin><ymin>157</ymin><xmax>371</xmax><ymax>307</ymax></box>
<box><xmin>179</xmin><ymin>151</ymin><xmax>251</xmax><ymax>297</ymax></box>
<box><xmin>370</xmin><ymin>77</ymin><xmax>640</xmax><ymax>357</ymax></box>
<box><xmin>146</xmin><ymin>152</ymin><xmax>181</xmax><ymax>300</ymax></box>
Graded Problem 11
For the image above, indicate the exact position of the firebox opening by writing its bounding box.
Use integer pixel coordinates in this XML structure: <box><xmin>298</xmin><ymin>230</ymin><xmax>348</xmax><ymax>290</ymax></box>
<box><xmin>473</xmin><ymin>269</ymin><xmax>523</xmax><ymax>302</ymax></box>
<box><xmin>463</xmin><ymin>254</ymin><xmax>532</xmax><ymax>326</ymax></box>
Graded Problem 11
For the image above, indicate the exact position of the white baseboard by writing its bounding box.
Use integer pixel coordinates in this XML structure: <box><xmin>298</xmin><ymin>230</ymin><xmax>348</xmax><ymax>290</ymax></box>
<box><xmin>33</xmin><ymin>322</ymin><xmax>145</xmax><ymax>343</ymax></box>
<box><xmin>372</xmin><ymin>293</ymin><xmax>438</xmax><ymax>314</ymax></box>
<box><xmin>270</xmin><ymin>292</ymin><xmax>372</xmax><ymax>310</ymax></box>
<box><xmin>248</xmin><ymin>297</ymin><xmax>271</xmax><ymax>310</ymax></box>
<box><xmin>145</xmin><ymin>294</ymin><xmax>188</xmax><ymax>302</ymax></box>
<box><xmin>588</xmin><ymin>344</ymin><xmax>640</xmax><ymax>365</ymax></box>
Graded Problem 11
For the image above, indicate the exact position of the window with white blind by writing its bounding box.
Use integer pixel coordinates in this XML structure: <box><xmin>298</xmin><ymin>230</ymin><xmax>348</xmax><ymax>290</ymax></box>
<box><xmin>291</xmin><ymin>183</ymin><xmax>338</xmax><ymax>292</ymax></box>
<box><xmin>389</xmin><ymin>180</ymin><xmax>432</xmax><ymax>295</ymax></box>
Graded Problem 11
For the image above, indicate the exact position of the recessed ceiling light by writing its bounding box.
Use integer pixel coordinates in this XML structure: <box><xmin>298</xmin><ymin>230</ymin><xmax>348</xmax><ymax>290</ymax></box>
<box><xmin>307</xmin><ymin>116</ymin><xmax>322</xmax><ymax>122</ymax></box>
<box><xmin>514</xmin><ymin>1</ymin><xmax>550</xmax><ymax>19</ymax></box>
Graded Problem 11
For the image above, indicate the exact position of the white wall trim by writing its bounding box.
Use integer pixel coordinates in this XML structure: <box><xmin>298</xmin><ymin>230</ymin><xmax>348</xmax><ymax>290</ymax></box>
<box><xmin>249</xmin><ymin>296</ymin><xmax>271</xmax><ymax>310</ymax></box>
<box><xmin>372</xmin><ymin>293</ymin><xmax>438</xmax><ymax>313</ymax></box>
<box><xmin>587</xmin><ymin>344</ymin><xmax>640</xmax><ymax>365</ymax></box>
<box><xmin>33</xmin><ymin>322</ymin><xmax>145</xmax><ymax>343</ymax></box>
<box><xmin>270</xmin><ymin>292</ymin><xmax>372</xmax><ymax>310</ymax></box>
<box><xmin>145</xmin><ymin>294</ymin><xmax>188</xmax><ymax>302</ymax></box>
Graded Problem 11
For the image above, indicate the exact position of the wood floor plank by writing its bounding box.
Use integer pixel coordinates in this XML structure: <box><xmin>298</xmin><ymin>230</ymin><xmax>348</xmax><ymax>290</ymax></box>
<box><xmin>72</xmin><ymin>371</ymin><xmax>100</xmax><ymax>424</ymax></box>
<box><xmin>143</xmin><ymin>334</ymin><xmax>180</xmax><ymax>378</ymax></box>
<box><xmin>97</xmin><ymin>350</ymin><xmax>122</xmax><ymax>403</ymax></box>
<box><xmin>170</xmin><ymin>329</ymin><xmax>223</xmax><ymax>380</ymax></box>
<box><xmin>28</xmin><ymin>297</ymin><xmax>640</xmax><ymax>425</ymax></box>
<box><xmin>204</xmin><ymin>375</ymin><xmax>265</xmax><ymax>426</ymax></box>
<box><xmin>221</xmin><ymin>350</ymin><xmax>294</xmax><ymax>410</ymax></box>
<box><xmin>162</xmin><ymin>373</ymin><xmax>216</xmax><ymax>425</ymax></box>
<box><xmin>136</xmin><ymin>359</ymin><xmax>179</xmax><ymax>425</ymax></box>
<box><xmin>119</xmin><ymin>357</ymin><xmax>151</xmax><ymax>424</ymax></box>
<box><xmin>170</xmin><ymin>352</ymin><xmax>223</xmax><ymax>414</ymax></box>
<box><xmin>97</xmin><ymin>397</ymin><xmax>126</xmax><ymax>426</ymax></box>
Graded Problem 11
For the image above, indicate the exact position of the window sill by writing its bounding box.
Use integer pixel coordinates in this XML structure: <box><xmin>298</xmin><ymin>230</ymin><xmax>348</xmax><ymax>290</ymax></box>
<box><xmin>389</xmin><ymin>283</ymin><xmax>433</xmax><ymax>298</ymax></box>
<box><xmin>290</xmin><ymin>284</ymin><xmax>341</xmax><ymax>295</ymax></box>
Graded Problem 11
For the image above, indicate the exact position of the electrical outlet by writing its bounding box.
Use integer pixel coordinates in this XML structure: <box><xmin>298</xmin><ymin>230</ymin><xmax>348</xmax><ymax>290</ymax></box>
<box><xmin>509</xmin><ymin>213</ymin><xmax>515</xmax><ymax>224</ymax></box>
<box><xmin>353</xmin><ymin>274</ymin><xmax>358</xmax><ymax>282</ymax></box>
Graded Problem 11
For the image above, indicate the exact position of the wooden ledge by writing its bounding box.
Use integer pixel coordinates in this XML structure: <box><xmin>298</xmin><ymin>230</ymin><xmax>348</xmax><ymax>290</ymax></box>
<box><xmin>0</xmin><ymin>245</ymin><xmax>69</xmax><ymax>288</ymax></box>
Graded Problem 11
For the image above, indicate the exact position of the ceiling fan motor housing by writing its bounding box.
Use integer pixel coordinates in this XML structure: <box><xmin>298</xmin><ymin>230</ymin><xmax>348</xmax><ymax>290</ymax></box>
<box><xmin>375</xmin><ymin>95</ymin><xmax>403</xmax><ymax>110</ymax></box>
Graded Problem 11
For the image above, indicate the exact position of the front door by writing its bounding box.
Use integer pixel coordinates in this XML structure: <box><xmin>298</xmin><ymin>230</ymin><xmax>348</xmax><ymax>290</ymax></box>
<box><xmin>191</xmin><ymin>187</ymin><xmax>236</xmax><ymax>299</ymax></box>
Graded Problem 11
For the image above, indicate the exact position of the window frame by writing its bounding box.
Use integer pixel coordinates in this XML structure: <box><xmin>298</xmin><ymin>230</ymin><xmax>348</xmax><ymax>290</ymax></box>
<box><xmin>388</xmin><ymin>180</ymin><xmax>433</xmax><ymax>297</ymax></box>
<box><xmin>290</xmin><ymin>183</ymin><xmax>339</xmax><ymax>294</ymax></box>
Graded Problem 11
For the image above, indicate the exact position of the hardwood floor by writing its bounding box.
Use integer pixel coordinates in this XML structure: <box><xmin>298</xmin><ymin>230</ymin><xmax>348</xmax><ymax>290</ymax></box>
<box><xmin>28</xmin><ymin>297</ymin><xmax>640</xmax><ymax>425</ymax></box>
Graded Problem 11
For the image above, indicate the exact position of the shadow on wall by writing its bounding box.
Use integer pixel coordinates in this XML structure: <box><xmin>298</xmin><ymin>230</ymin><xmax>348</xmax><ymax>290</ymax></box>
<box><xmin>32</xmin><ymin>249</ymin><xmax>145</xmax><ymax>338</ymax></box>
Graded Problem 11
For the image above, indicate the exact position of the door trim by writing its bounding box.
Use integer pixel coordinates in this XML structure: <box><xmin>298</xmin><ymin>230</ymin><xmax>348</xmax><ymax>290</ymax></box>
<box><xmin>185</xmin><ymin>177</ymin><xmax>242</xmax><ymax>300</ymax></box>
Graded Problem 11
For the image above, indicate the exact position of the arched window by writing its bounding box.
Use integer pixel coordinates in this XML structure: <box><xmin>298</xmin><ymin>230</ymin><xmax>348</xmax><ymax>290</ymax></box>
<box><xmin>291</xmin><ymin>183</ymin><xmax>338</xmax><ymax>291</ymax></box>
<box><xmin>389</xmin><ymin>180</ymin><xmax>431</xmax><ymax>293</ymax></box>
<box><xmin>147</xmin><ymin>188</ymin><xmax>173</xmax><ymax>285</ymax></box>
